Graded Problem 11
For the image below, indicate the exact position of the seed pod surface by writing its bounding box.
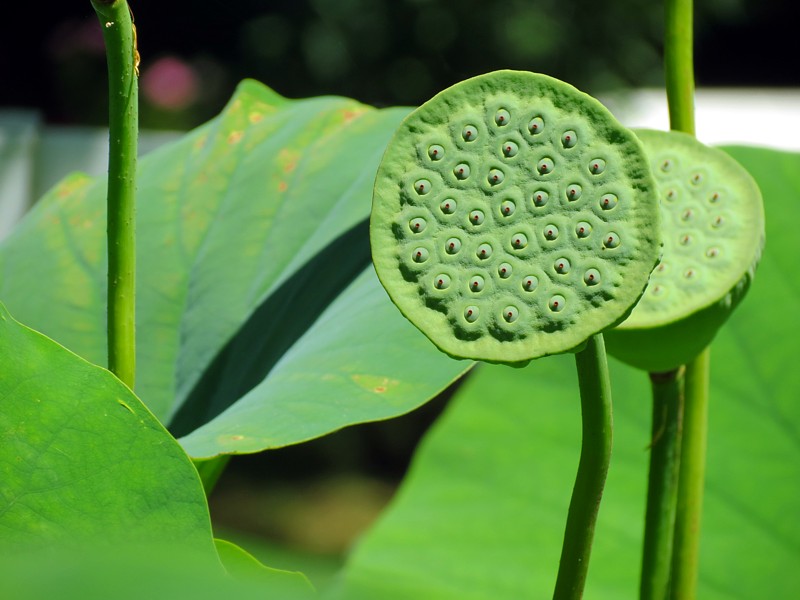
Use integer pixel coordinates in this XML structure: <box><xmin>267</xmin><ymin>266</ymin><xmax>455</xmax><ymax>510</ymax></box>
<box><xmin>371</xmin><ymin>70</ymin><xmax>661</xmax><ymax>363</ymax></box>
<box><xmin>605</xmin><ymin>129</ymin><xmax>765</xmax><ymax>371</ymax></box>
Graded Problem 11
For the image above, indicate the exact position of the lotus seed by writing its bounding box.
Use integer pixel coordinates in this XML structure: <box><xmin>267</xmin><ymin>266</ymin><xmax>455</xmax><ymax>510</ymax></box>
<box><xmin>428</xmin><ymin>145</ymin><xmax>444</xmax><ymax>161</ymax></box>
<box><xmin>445</xmin><ymin>237</ymin><xmax>462</xmax><ymax>254</ymax></box>
<box><xmin>549</xmin><ymin>295</ymin><xmax>566</xmax><ymax>312</ymax></box>
<box><xmin>575</xmin><ymin>221</ymin><xmax>592</xmax><ymax>238</ymax></box>
<box><xmin>498</xmin><ymin>262</ymin><xmax>513</xmax><ymax>278</ymax></box>
<box><xmin>503</xmin><ymin>306</ymin><xmax>519</xmax><ymax>323</ymax></box>
<box><xmin>476</xmin><ymin>243</ymin><xmax>493</xmax><ymax>259</ymax></box>
<box><xmin>412</xmin><ymin>247</ymin><xmax>429</xmax><ymax>263</ymax></box>
<box><xmin>462</xmin><ymin>125</ymin><xmax>478</xmax><ymax>141</ymax></box>
<box><xmin>543</xmin><ymin>224</ymin><xmax>559</xmax><ymax>241</ymax></box>
<box><xmin>500</xmin><ymin>200</ymin><xmax>516</xmax><ymax>217</ymax></box>
<box><xmin>469</xmin><ymin>210</ymin><xmax>485</xmax><ymax>225</ymax></box>
<box><xmin>706</xmin><ymin>247</ymin><xmax>720</xmax><ymax>258</ymax></box>
<box><xmin>566</xmin><ymin>184</ymin><xmax>582</xmax><ymax>201</ymax></box>
<box><xmin>709</xmin><ymin>191</ymin><xmax>721</xmax><ymax>203</ymax></box>
<box><xmin>440</xmin><ymin>199</ymin><xmax>457</xmax><ymax>214</ymax></box>
<box><xmin>523</xmin><ymin>276</ymin><xmax>539</xmax><ymax>291</ymax></box>
<box><xmin>537</xmin><ymin>158</ymin><xmax>553</xmax><ymax>175</ymax></box>
<box><xmin>434</xmin><ymin>274</ymin><xmax>451</xmax><ymax>289</ymax></box>
<box><xmin>665</xmin><ymin>189</ymin><xmax>677</xmax><ymax>202</ymax></box>
<box><xmin>495</xmin><ymin>109</ymin><xmax>510</xmax><ymax>126</ymax></box>
<box><xmin>681</xmin><ymin>208</ymin><xmax>694</xmax><ymax>221</ymax></box>
<box><xmin>712</xmin><ymin>215</ymin><xmax>724</xmax><ymax>228</ymax></box>
<box><xmin>554</xmin><ymin>257</ymin><xmax>571</xmax><ymax>274</ymax></box>
<box><xmin>469</xmin><ymin>275</ymin><xmax>485</xmax><ymax>292</ymax></box>
<box><xmin>414</xmin><ymin>179</ymin><xmax>432</xmax><ymax>195</ymax></box>
<box><xmin>464</xmin><ymin>305</ymin><xmax>480</xmax><ymax>323</ymax></box>
<box><xmin>655</xmin><ymin>261</ymin><xmax>667</xmax><ymax>273</ymax></box>
<box><xmin>684</xmin><ymin>268</ymin><xmax>695</xmax><ymax>279</ymax></box>
<box><xmin>528</xmin><ymin>116</ymin><xmax>544</xmax><ymax>135</ymax></box>
<box><xmin>661</xmin><ymin>159</ymin><xmax>674</xmax><ymax>172</ymax></box>
<box><xmin>561</xmin><ymin>130</ymin><xmax>577</xmax><ymax>148</ymax></box>
<box><xmin>679</xmin><ymin>234</ymin><xmax>692</xmax><ymax>246</ymax></box>
<box><xmin>651</xmin><ymin>284</ymin><xmax>664</xmax><ymax>296</ymax></box>
<box><xmin>502</xmin><ymin>141</ymin><xmax>519</xmax><ymax>158</ymax></box>
<box><xmin>603</xmin><ymin>232</ymin><xmax>621</xmax><ymax>248</ymax></box>
<box><xmin>589</xmin><ymin>159</ymin><xmax>606</xmax><ymax>175</ymax></box>
<box><xmin>454</xmin><ymin>163</ymin><xmax>471</xmax><ymax>180</ymax></box>
<box><xmin>409</xmin><ymin>217</ymin><xmax>427</xmax><ymax>233</ymax></box>
<box><xmin>488</xmin><ymin>168</ymin><xmax>505</xmax><ymax>185</ymax></box>
<box><xmin>533</xmin><ymin>190</ymin><xmax>549</xmax><ymax>207</ymax></box>
<box><xmin>584</xmin><ymin>268</ymin><xmax>601</xmax><ymax>286</ymax></box>
<box><xmin>691</xmin><ymin>173</ymin><xmax>703</xmax><ymax>185</ymax></box>
<box><xmin>600</xmin><ymin>193</ymin><xmax>618</xmax><ymax>210</ymax></box>
<box><xmin>511</xmin><ymin>233</ymin><xmax>528</xmax><ymax>249</ymax></box>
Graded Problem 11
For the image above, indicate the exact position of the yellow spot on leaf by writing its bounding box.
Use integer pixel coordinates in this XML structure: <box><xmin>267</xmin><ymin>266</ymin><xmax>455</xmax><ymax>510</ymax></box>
<box><xmin>227</xmin><ymin>131</ymin><xmax>244</xmax><ymax>145</ymax></box>
<box><xmin>278</xmin><ymin>181</ymin><xmax>288</xmax><ymax>192</ymax></box>
<box><xmin>278</xmin><ymin>148</ymin><xmax>301</xmax><ymax>174</ymax></box>
<box><xmin>249</xmin><ymin>112</ymin><xmax>263</xmax><ymax>124</ymax></box>
<box><xmin>351</xmin><ymin>375</ymin><xmax>399</xmax><ymax>395</ymax></box>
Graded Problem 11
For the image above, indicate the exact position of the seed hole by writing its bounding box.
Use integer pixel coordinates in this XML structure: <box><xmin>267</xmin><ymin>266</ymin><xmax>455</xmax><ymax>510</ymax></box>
<box><xmin>434</xmin><ymin>274</ymin><xmax>451</xmax><ymax>289</ymax></box>
<box><xmin>554</xmin><ymin>257</ymin><xmax>571</xmax><ymax>274</ymax></box>
<box><xmin>575</xmin><ymin>221</ymin><xmax>592</xmax><ymax>238</ymax></box>
<box><xmin>600</xmin><ymin>193</ymin><xmax>618</xmax><ymax>210</ymax></box>
<box><xmin>537</xmin><ymin>157</ymin><xmax>554</xmax><ymax>175</ymax></box>
<box><xmin>528</xmin><ymin>116</ymin><xmax>545</xmax><ymax>135</ymax></box>
<box><xmin>440</xmin><ymin>199</ymin><xmax>457</xmax><ymax>214</ymax></box>
<box><xmin>502</xmin><ymin>141</ymin><xmax>519</xmax><ymax>158</ymax></box>
<box><xmin>503</xmin><ymin>306</ymin><xmax>519</xmax><ymax>323</ymax></box>
<box><xmin>469</xmin><ymin>275</ymin><xmax>485</xmax><ymax>292</ymax></box>
<box><xmin>709</xmin><ymin>191</ymin><xmax>721</xmax><ymax>203</ymax></box>
<box><xmin>476</xmin><ymin>243</ymin><xmax>493</xmax><ymax>259</ymax></box>
<box><xmin>409</xmin><ymin>217</ymin><xmax>427</xmax><ymax>233</ymax></box>
<box><xmin>549</xmin><ymin>295</ymin><xmax>566</xmax><ymax>312</ymax></box>
<box><xmin>498</xmin><ymin>262</ymin><xmax>513</xmax><ymax>278</ymax></box>
<box><xmin>533</xmin><ymin>190</ymin><xmax>549</xmax><ymax>207</ymax></box>
<box><xmin>543</xmin><ymin>224</ymin><xmax>559</xmax><ymax>241</ymax></box>
<box><xmin>488</xmin><ymin>168</ymin><xmax>505</xmax><ymax>185</ymax></box>
<box><xmin>464</xmin><ymin>305</ymin><xmax>480</xmax><ymax>323</ymax></box>
<box><xmin>561</xmin><ymin>130</ymin><xmax>577</xmax><ymax>148</ymax></box>
<box><xmin>712</xmin><ymin>216</ymin><xmax>724</xmax><ymax>228</ymax></box>
<box><xmin>566</xmin><ymin>184</ymin><xmax>582</xmax><ymax>201</ymax></box>
<box><xmin>469</xmin><ymin>210</ymin><xmax>485</xmax><ymax>225</ymax></box>
<box><xmin>684</xmin><ymin>268</ymin><xmax>696</xmax><ymax>279</ymax></box>
<box><xmin>454</xmin><ymin>163</ymin><xmax>471</xmax><ymax>180</ymax></box>
<box><xmin>495</xmin><ymin>109</ymin><xmax>510</xmax><ymax>126</ymax></box>
<box><xmin>584</xmin><ymin>268</ymin><xmax>601</xmax><ymax>286</ymax></box>
<box><xmin>462</xmin><ymin>125</ymin><xmax>478</xmax><ymax>141</ymax></box>
<box><xmin>500</xmin><ymin>200</ymin><xmax>516</xmax><ymax>217</ymax></box>
<box><xmin>412</xmin><ymin>247</ymin><xmax>429</xmax><ymax>263</ymax></box>
<box><xmin>682</xmin><ymin>209</ymin><xmax>694</xmax><ymax>221</ymax></box>
<box><xmin>414</xmin><ymin>179</ymin><xmax>431</xmax><ymax>195</ymax></box>
<box><xmin>445</xmin><ymin>237</ymin><xmax>462</xmax><ymax>254</ymax></box>
<box><xmin>589</xmin><ymin>158</ymin><xmax>606</xmax><ymax>175</ymax></box>
<box><xmin>665</xmin><ymin>189</ymin><xmax>677</xmax><ymax>202</ymax></box>
<box><xmin>680</xmin><ymin>234</ymin><xmax>692</xmax><ymax>246</ymax></box>
<box><xmin>691</xmin><ymin>173</ymin><xmax>703</xmax><ymax>185</ymax></box>
<box><xmin>511</xmin><ymin>233</ymin><xmax>528</xmax><ymax>249</ymax></box>
<box><xmin>603</xmin><ymin>232</ymin><xmax>620</xmax><ymax>248</ymax></box>
<box><xmin>523</xmin><ymin>276</ymin><xmax>539</xmax><ymax>292</ymax></box>
<box><xmin>661</xmin><ymin>158</ymin><xmax>674</xmax><ymax>172</ymax></box>
<box><xmin>706</xmin><ymin>247</ymin><xmax>720</xmax><ymax>258</ymax></box>
<box><xmin>428</xmin><ymin>145</ymin><xmax>444</xmax><ymax>161</ymax></box>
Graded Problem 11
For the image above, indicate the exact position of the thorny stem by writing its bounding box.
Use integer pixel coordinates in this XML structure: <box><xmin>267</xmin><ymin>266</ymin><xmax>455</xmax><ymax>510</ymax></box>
<box><xmin>91</xmin><ymin>0</ymin><xmax>139</xmax><ymax>389</ymax></box>
<box><xmin>553</xmin><ymin>334</ymin><xmax>613</xmax><ymax>600</ymax></box>
<box><xmin>640</xmin><ymin>368</ymin><xmax>685</xmax><ymax>600</ymax></box>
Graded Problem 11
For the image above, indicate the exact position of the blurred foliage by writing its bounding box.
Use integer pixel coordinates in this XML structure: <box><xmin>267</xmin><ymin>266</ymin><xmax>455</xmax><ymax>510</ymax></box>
<box><xmin>0</xmin><ymin>0</ymin><xmax>793</xmax><ymax>130</ymax></box>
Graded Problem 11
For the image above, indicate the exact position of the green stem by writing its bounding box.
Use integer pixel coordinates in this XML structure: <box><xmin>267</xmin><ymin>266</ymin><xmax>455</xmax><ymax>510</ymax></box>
<box><xmin>640</xmin><ymin>368</ymin><xmax>685</xmax><ymax>600</ymax></box>
<box><xmin>665</xmin><ymin>0</ymin><xmax>695</xmax><ymax>135</ymax></box>
<box><xmin>193</xmin><ymin>456</ymin><xmax>232</xmax><ymax>496</ymax></box>
<box><xmin>553</xmin><ymin>334</ymin><xmax>613</xmax><ymax>600</ymax></box>
<box><xmin>670</xmin><ymin>348</ymin><xmax>709</xmax><ymax>599</ymax></box>
<box><xmin>92</xmin><ymin>0</ymin><xmax>138</xmax><ymax>389</ymax></box>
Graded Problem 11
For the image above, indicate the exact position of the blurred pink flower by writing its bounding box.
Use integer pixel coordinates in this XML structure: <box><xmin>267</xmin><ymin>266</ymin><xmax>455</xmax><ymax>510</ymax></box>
<box><xmin>141</xmin><ymin>56</ymin><xmax>199</xmax><ymax>110</ymax></box>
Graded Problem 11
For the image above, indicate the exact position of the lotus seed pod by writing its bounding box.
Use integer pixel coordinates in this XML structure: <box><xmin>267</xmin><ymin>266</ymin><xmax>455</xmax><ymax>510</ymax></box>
<box><xmin>371</xmin><ymin>70</ymin><xmax>661</xmax><ymax>363</ymax></box>
<box><xmin>605</xmin><ymin>129</ymin><xmax>765</xmax><ymax>372</ymax></box>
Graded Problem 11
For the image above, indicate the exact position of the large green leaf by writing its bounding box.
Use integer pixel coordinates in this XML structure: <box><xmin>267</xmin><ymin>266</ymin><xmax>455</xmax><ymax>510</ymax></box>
<box><xmin>334</xmin><ymin>146</ymin><xmax>800</xmax><ymax>598</ymax></box>
<box><xmin>0</xmin><ymin>301</ymin><xmax>213</xmax><ymax>550</ymax></box>
<box><xmin>0</xmin><ymin>302</ymin><xmax>319</xmax><ymax>597</ymax></box>
<box><xmin>0</xmin><ymin>80</ymin><xmax>471</xmax><ymax>456</ymax></box>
